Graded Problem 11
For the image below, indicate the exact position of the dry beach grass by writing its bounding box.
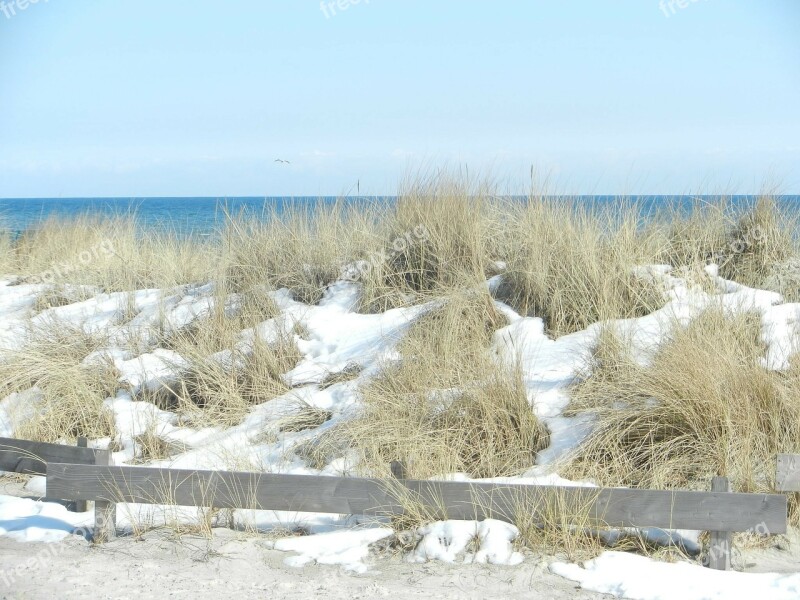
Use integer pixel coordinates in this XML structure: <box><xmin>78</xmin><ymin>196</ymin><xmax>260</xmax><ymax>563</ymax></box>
<box><xmin>565</xmin><ymin>308</ymin><xmax>800</xmax><ymax>524</ymax></box>
<box><xmin>2</xmin><ymin>174</ymin><xmax>800</xmax><ymax>554</ymax></box>
<box><xmin>341</xmin><ymin>288</ymin><xmax>550</xmax><ymax>481</ymax></box>
<box><xmin>0</xmin><ymin>319</ymin><xmax>118</xmax><ymax>443</ymax></box>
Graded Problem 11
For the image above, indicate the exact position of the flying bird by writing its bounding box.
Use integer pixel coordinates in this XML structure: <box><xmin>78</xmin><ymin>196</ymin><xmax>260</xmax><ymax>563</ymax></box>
<box><xmin>274</xmin><ymin>159</ymin><xmax>290</xmax><ymax>164</ymax></box>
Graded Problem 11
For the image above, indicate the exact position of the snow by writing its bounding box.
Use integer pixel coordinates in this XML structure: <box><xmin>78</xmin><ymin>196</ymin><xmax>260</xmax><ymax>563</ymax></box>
<box><xmin>115</xmin><ymin>348</ymin><xmax>188</xmax><ymax>393</ymax></box>
<box><xmin>0</xmin><ymin>495</ymin><xmax>92</xmax><ymax>543</ymax></box>
<box><xmin>0</xmin><ymin>282</ymin><xmax>40</xmax><ymax>351</ymax></box>
<box><xmin>551</xmin><ymin>551</ymin><xmax>800</xmax><ymax>600</ymax></box>
<box><xmin>0</xmin><ymin>388</ymin><xmax>41</xmax><ymax>437</ymax></box>
<box><xmin>278</xmin><ymin>283</ymin><xmax>428</xmax><ymax>386</ymax></box>
<box><xmin>268</xmin><ymin>527</ymin><xmax>394</xmax><ymax>573</ymax></box>
<box><xmin>264</xmin><ymin>519</ymin><xmax>523</xmax><ymax>573</ymax></box>
<box><xmin>409</xmin><ymin>520</ymin><xmax>523</xmax><ymax>566</ymax></box>
<box><xmin>1</xmin><ymin>265</ymin><xmax>799</xmax><ymax>594</ymax></box>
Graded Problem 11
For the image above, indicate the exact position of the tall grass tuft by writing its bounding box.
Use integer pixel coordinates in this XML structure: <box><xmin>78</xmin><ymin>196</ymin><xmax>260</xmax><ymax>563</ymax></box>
<box><xmin>358</xmin><ymin>173</ymin><xmax>497</xmax><ymax>312</ymax></box>
<box><xmin>6</xmin><ymin>215</ymin><xmax>216</xmax><ymax>291</ymax></box>
<box><xmin>223</xmin><ymin>201</ymin><xmax>383</xmax><ymax>304</ymax></box>
<box><xmin>0</xmin><ymin>320</ymin><xmax>119</xmax><ymax>442</ymax></box>
<box><xmin>653</xmin><ymin>198</ymin><xmax>731</xmax><ymax>269</ymax></box>
<box><xmin>340</xmin><ymin>288</ymin><xmax>549</xmax><ymax>478</ymax></box>
<box><xmin>158</xmin><ymin>324</ymin><xmax>301</xmax><ymax>428</ymax></box>
<box><xmin>722</xmin><ymin>195</ymin><xmax>797</xmax><ymax>290</ymax></box>
<box><xmin>564</xmin><ymin>308</ymin><xmax>800</xmax><ymax>524</ymax></box>
<box><xmin>0</xmin><ymin>229</ymin><xmax>13</xmax><ymax>276</ymax></box>
<box><xmin>654</xmin><ymin>194</ymin><xmax>799</xmax><ymax>296</ymax></box>
<box><xmin>500</xmin><ymin>199</ymin><xmax>666</xmax><ymax>336</ymax></box>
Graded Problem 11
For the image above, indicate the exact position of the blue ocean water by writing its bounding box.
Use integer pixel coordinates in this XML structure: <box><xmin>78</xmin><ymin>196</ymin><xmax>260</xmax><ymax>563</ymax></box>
<box><xmin>1</xmin><ymin>196</ymin><xmax>799</xmax><ymax>237</ymax></box>
<box><xmin>0</xmin><ymin>197</ymin><xmax>345</xmax><ymax>236</ymax></box>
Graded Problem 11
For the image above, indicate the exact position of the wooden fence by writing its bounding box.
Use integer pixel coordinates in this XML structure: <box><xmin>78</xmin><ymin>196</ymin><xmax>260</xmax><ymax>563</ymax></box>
<box><xmin>0</xmin><ymin>437</ymin><xmax>792</xmax><ymax>571</ymax></box>
<box><xmin>0</xmin><ymin>436</ymin><xmax>109</xmax><ymax>512</ymax></box>
<box><xmin>45</xmin><ymin>462</ymin><xmax>788</xmax><ymax>570</ymax></box>
<box><xmin>0</xmin><ymin>436</ymin><xmax>106</xmax><ymax>475</ymax></box>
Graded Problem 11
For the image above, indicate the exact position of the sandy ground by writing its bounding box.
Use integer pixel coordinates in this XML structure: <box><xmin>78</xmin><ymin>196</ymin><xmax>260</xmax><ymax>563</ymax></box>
<box><xmin>0</xmin><ymin>477</ymin><xmax>613</xmax><ymax>599</ymax></box>
<box><xmin>2</xmin><ymin>479</ymin><xmax>797</xmax><ymax>599</ymax></box>
<box><xmin>0</xmin><ymin>529</ymin><xmax>614</xmax><ymax>600</ymax></box>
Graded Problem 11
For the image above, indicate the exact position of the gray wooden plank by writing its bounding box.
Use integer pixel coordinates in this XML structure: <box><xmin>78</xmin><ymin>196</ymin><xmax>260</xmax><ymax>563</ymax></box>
<box><xmin>0</xmin><ymin>437</ymin><xmax>100</xmax><ymax>475</ymax></box>
<box><xmin>776</xmin><ymin>454</ymin><xmax>800</xmax><ymax>492</ymax></box>
<box><xmin>399</xmin><ymin>480</ymin><xmax>787</xmax><ymax>533</ymax></box>
<box><xmin>390</xmin><ymin>460</ymin><xmax>407</xmax><ymax>480</ymax></box>
<box><xmin>47</xmin><ymin>463</ymin><xmax>400</xmax><ymax>515</ymax></box>
<box><xmin>46</xmin><ymin>464</ymin><xmax>788</xmax><ymax>534</ymax></box>
<box><xmin>92</xmin><ymin>448</ymin><xmax>115</xmax><ymax>543</ymax></box>
<box><xmin>707</xmin><ymin>476</ymin><xmax>731</xmax><ymax>570</ymax></box>
<box><xmin>73</xmin><ymin>437</ymin><xmax>88</xmax><ymax>513</ymax></box>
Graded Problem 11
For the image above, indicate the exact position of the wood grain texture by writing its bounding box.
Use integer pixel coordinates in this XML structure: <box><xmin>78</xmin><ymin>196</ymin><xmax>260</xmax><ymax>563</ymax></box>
<box><xmin>46</xmin><ymin>464</ymin><xmax>788</xmax><ymax>534</ymax></box>
<box><xmin>776</xmin><ymin>454</ymin><xmax>800</xmax><ymax>492</ymax></box>
<box><xmin>390</xmin><ymin>461</ymin><xmax>407</xmax><ymax>480</ymax></box>
<box><xmin>74</xmin><ymin>437</ymin><xmax>89</xmax><ymax>513</ymax></box>
<box><xmin>93</xmin><ymin>447</ymin><xmax>116</xmax><ymax>542</ymax></box>
<box><xmin>0</xmin><ymin>436</ymin><xmax>104</xmax><ymax>475</ymax></box>
<box><xmin>707</xmin><ymin>476</ymin><xmax>731</xmax><ymax>570</ymax></box>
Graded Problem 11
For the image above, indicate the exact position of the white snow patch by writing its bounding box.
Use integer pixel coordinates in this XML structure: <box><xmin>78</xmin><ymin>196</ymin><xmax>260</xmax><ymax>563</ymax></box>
<box><xmin>551</xmin><ymin>551</ymin><xmax>800</xmax><ymax>600</ymax></box>
<box><xmin>409</xmin><ymin>520</ymin><xmax>523</xmax><ymax>566</ymax></box>
<box><xmin>0</xmin><ymin>495</ymin><xmax>92</xmax><ymax>543</ymax></box>
<box><xmin>268</xmin><ymin>527</ymin><xmax>393</xmax><ymax>573</ymax></box>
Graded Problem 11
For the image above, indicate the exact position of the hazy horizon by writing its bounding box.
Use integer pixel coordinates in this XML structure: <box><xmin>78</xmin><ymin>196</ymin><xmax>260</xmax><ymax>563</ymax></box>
<box><xmin>1</xmin><ymin>1</ymin><xmax>799</xmax><ymax>197</ymax></box>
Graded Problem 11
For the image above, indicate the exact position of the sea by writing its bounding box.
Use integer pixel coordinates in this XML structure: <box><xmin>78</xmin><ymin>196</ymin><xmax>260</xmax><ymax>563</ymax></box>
<box><xmin>2</xmin><ymin>196</ymin><xmax>800</xmax><ymax>237</ymax></box>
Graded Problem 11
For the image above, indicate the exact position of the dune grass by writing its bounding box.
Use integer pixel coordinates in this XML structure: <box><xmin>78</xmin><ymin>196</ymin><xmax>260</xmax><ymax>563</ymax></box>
<box><xmin>653</xmin><ymin>194</ymin><xmax>799</xmax><ymax>295</ymax></box>
<box><xmin>338</xmin><ymin>288</ymin><xmax>549</xmax><ymax>479</ymax></box>
<box><xmin>161</xmin><ymin>283</ymin><xmax>280</xmax><ymax>355</ymax></box>
<box><xmin>131</xmin><ymin>418</ymin><xmax>176</xmax><ymax>464</ymax></box>
<box><xmin>7</xmin><ymin>215</ymin><xmax>217</xmax><ymax>291</ymax></box>
<box><xmin>499</xmin><ymin>199</ymin><xmax>667</xmax><ymax>336</ymax></box>
<box><xmin>723</xmin><ymin>196</ymin><xmax>798</xmax><ymax>294</ymax></box>
<box><xmin>0</xmin><ymin>319</ymin><xmax>118</xmax><ymax>442</ymax></box>
<box><xmin>357</xmin><ymin>174</ymin><xmax>497</xmax><ymax>312</ymax></box>
<box><xmin>3</xmin><ymin>182</ymin><xmax>797</xmax><ymax>324</ymax></box>
<box><xmin>2</xmin><ymin>176</ymin><xmax>800</xmax><ymax>550</ymax></box>
<box><xmin>223</xmin><ymin>200</ymin><xmax>384</xmax><ymax>304</ymax></box>
<box><xmin>563</xmin><ymin>308</ymin><xmax>800</xmax><ymax>523</ymax></box>
<box><xmin>0</xmin><ymin>230</ymin><xmax>13</xmax><ymax>276</ymax></box>
<box><xmin>33</xmin><ymin>284</ymin><xmax>95</xmax><ymax>312</ymax></box>
<box><xmin>150</xmin><ymin>323</ymin><xmax>301</xmax><ymax>428</ymax></box>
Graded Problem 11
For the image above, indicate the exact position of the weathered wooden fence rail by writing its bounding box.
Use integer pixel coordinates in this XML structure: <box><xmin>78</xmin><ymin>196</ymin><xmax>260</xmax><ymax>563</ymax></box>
<box><xmin>46</xmin><ymin>461</ymin><xmax>788</xmax><ymax>569</ymax></box>
<box><xmin>0</xmin><ymin>436</ymin><xmax>110</xmax><ymax>512</ymax></box>
<box><xmin>0</xmin><ymin>436</ymin><xmax>105</xmax><ymax>476</ymax></box>
<box><xmin>776</xmin><ymin>454</ymin><xmax>800</xmax><ymax>492</ymax></box>
<box><xmin>0</xmin><ymin>436</ymin><xmax>789</xmax><ymax>571</ymax></box>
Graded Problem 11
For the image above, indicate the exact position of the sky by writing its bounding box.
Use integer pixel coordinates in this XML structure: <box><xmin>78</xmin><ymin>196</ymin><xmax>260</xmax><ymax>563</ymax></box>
<box><xmin>0</xmin><ymin>0</ymin><xmax>798</xmax><ymax>197</ymax></box>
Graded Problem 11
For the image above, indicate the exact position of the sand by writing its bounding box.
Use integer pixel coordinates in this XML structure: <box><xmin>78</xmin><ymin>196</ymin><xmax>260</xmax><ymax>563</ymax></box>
<box><xmin>0</xmin><ymin>529</ymin><xmax>613</xmax><ymax>600</ymax></box>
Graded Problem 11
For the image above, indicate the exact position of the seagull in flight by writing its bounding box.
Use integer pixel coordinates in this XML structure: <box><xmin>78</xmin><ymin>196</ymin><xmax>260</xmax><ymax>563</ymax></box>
<box><xmin>274</xmin><ymin>159</ymin><xmax>290</xmax><ymax>164</ymax></box>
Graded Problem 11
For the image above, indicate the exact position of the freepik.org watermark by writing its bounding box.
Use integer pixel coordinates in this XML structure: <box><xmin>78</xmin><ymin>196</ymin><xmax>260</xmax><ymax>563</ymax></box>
<box><xmin>340</xmin><ymin>225</ymin><xmax>429</xmax><ymax>282</ymax></box>
<box><xmin>659</xmin><ymin>0</ymin><xmax>710</xmax><ymax>18</ymax></box>
<box><xmin>28</xmin><ymin>239</ymin><xmax>115</xmax><ymax>285</ymax></box>
<box><xmin>320</xmin><ymin>0</ymin><xmax>369</xmax><ymax>19</ymax></box>
<box><xmin>0</xmin><ymin>0</ymin><xmax>49</xmax><ymax>20</ymax></box>
<box><xmin>702</xmin><ymin>520</ymin><xmax>772</xmax><ymax>568</ymax></box>
<box><xmin>729</xmin><ymin>224</ymin><xmax>768</xmax><ymax>255</ymax></box>
<box><xmin>0</xmin><ymin>525</ymin><xmax>92</xmax><ymax>588</ymax></box>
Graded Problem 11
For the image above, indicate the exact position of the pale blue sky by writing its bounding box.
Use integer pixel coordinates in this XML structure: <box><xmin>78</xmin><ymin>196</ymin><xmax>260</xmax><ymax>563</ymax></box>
<box><xmin>0</xmin><ymin>0</ymin><xmax>798</xmax><ymax>197</ymax></box>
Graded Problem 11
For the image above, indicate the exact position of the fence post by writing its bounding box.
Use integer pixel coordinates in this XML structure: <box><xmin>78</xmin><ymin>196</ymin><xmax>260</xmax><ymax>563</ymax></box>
<box><xmin>707</xmin><ymin>476</ymin><xmax>732</xmax><ymax>570</ymax></box>
<box><xmin>390</xmin><ymin>460</ymin><xmax>407</xmax><ymax>480</ymax></box>
<box><xmin>93</xmin><ymin>449</ymin><xmax>116</xmax><ymax>543</ymax></box>
<box><xmin>73</xmin><ymin>437</ymin><xmax>88</xmax><ymax>513</ymax></box>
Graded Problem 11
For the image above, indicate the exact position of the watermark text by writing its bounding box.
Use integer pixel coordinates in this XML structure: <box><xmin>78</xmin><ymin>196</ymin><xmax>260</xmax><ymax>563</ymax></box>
<box><xmin>1</xmin><ymin>0</ymin><xmax>49</xmax><ymax>20</ymax></box>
